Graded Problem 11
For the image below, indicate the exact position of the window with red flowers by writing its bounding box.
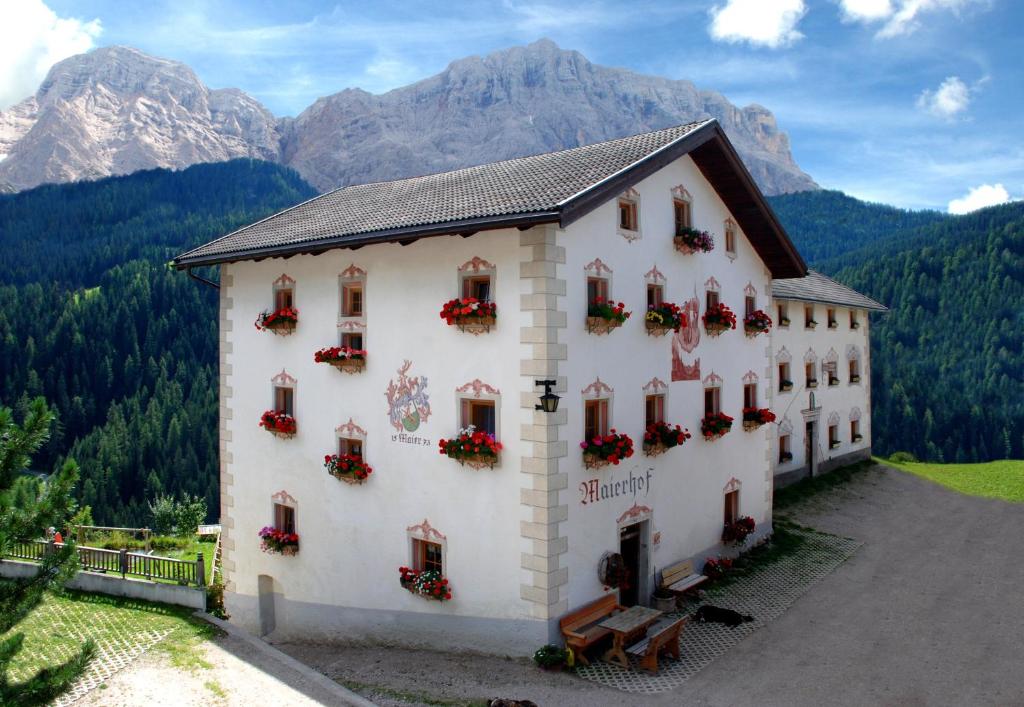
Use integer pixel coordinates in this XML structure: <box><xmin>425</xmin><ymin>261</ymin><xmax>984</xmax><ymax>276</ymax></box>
<box><xmin>647</xmin><ymin>283</ymin><xmax>664</xmax><ymax>308</ymax></box>
<box><xmin>274</xmin><ymin>385</ymin><xmax>294</xmax><ymax>417</ymax></box>
<box><xmin>743</xmin><ymin>383</ymin><xmax>757</xmax><ymax>409</ymax></box>
<box><xmin>274</xmin><ymin>503</ymin><xmax>295</xmax><ymax>535</ymax></box>
<box><xmin>673</xmin><ymin>197</ymin><xmax>691</xmax><ymax>231</ymax></box>
<box><xmin>462</xmin><ymin>274</ymin><xmax>492</xmax><ymax>302</ymax></box>
<box><xmin>274</xmin><ymin>285</ymin><xmax>293</xmax><ymax>312</ymax></box>
<box><xmin>645</xmin><ymin>394</ymin><xmax>665</xmax><ymax>428</ymax></box>
<box><xmin>341</xmin><ymin>331</ymin><xmax>364</xmax><ymax>351</ymax></box>
<box><xmin>585</xmin><ymin>399</ymin><xmax>609</xmax><ymax>440</ymax></box>
<box><xmin>724</xmin><ymin>490</ymin><xmax>739</xmax><ymax>526</ymax></box>
<box><xmin>338</xmin><ymin>437</ymin><xmax>363</xmax><ymax>458</ymax></box>
<box><xmin>461</xmin><ymin>399</ymin><xmax>497</xmax><ymax>438</ymax></box>
<box><xmin>587</xmin><ymin>276</ymin><xmax>609</xmax><ymax>307</ymax></box>
<box><xmin>706</xmin><ymin>289</ymin><xmax>720</xmax><ymax>310</ymax></box>
<box><xmin>412</xmin><ymin>538</ymin><xmax>443</xmax><ymax>574</ymax></box>
<box><xmin>704</xmin><ymin>386</ymin><xmax>721</xmax><ymax>417</ymax></box>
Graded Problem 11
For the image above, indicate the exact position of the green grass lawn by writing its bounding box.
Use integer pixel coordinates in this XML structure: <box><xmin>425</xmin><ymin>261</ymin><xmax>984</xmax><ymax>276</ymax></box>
<box><xmin>881</xmin><ymin>458</ymin><xmax>1024</xmax><ymax>503</ymax></box>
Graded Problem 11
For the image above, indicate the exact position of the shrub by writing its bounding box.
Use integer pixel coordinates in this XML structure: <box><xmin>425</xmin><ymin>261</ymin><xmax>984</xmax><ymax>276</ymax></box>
<box><xmin>150</xmin><ymin>535</ymin><xmax>191</xmax><ymax>552</ymax></box>
<box><xmin>207</xmin><ymin>580</ymin><xmax>230</xmax><ymax>619</ymax></box>
<box><xmin>889</xmin><ymin>451</ymin><xmax>918</xmax><ymax>463</ymax></box>
<box><xmin>173</xmin><ymin>494</ymin><xmax>207</xmax><ymax>537</ymax></box>
<box><xmin>533</xmin><ymin>644</ymin><xmax>571</xmax><ymax>669</ymax></box>
<box><xmin>148</xmin><ymin>494</ymin><xmax>177</xmax><ymax>536</ymax></box>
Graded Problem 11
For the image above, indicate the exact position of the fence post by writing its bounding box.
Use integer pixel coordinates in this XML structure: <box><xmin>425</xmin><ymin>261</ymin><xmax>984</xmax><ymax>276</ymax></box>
<box><xmin>119</xmin><ymin>549</ymin><xmax>128</xmax><ymax>578</ymax></box>
<box><xmin>196</xmin><ymin>553</ymin><xmax>205</xmax><ymax>587</ymax></box>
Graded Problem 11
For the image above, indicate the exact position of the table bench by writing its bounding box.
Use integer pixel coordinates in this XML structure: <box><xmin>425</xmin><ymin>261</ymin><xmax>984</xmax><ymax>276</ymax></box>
<box><xmin>559</xmin><ymin>594</ymin><xmax>625</xmax><ymax>665</ymax></box>
<box><xmin>625</xmin><ymin>616</ymin><xmax>688</xmax><ymax>674</ymax></box>
<box><xmin>659</xmin><ymin>559</ymin><xmax>707</xmax><ymax>597</ymax></box>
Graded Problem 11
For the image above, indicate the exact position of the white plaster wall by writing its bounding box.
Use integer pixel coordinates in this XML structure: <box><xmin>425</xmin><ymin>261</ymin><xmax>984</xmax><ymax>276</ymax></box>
<box><xmin>769</xmin><ymin>303</ymin><xmax>873</xmax><ymax>476</ymax></box>
<box><xmin>222</xmin><ymin>228</ymin><xmax>535</xmax><ymax>630</ymax></box>
<box><xmin>556</xmin><ymin>155</ymin><xmax>774</xmax><ymax>609</ymax></box>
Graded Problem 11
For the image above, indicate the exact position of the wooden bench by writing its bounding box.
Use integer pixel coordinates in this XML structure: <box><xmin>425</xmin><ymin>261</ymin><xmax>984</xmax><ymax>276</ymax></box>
<box><xmin>626</xmin><ymin>616</ymin><xmax>688</xmax><ymax>674</ymax></box>
<box><xmin>559</xmin><ymin>594</ymin><xmax>625</xmax><ymax>665</ymax></box>
<box><xmin>659</xmin><ymin>559</ymin><xmax>707</xmax><ymax>596</ymax></box>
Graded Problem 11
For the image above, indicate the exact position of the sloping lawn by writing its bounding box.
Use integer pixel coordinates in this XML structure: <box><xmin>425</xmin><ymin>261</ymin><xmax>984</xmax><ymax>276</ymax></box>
<box><xmin>881</xmin><ymin>458</ymin><xmax>1024</xmax><ymax>503</ymax></box>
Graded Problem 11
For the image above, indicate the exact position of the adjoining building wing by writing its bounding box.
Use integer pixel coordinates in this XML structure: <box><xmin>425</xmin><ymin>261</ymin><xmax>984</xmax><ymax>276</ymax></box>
<box><xmin>772</xmin><ymin>270</ymin><xmax>887</xmax><ymax>311</ymax></box>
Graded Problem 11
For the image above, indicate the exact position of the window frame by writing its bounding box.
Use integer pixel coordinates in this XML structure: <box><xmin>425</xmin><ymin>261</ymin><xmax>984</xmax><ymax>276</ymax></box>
<box><xmin>805</xmin><ymin>362</ymin><xmax>817</xmax><ymax>387</ymax></box>
<box><xmin>724</xmin><ymin>219</ymin><xmax>737</xmax><ymax>256</ymax></box>
<box><xmin>778</xmin><ymin>434</ymin><xmax>791</xmax><ymax>464</ymax></box>
<box><xmin>724</xmin><ymin>489</ymin><xmax>739</xmax><ymax>525</ymax></box>
<box><xmin>584</xmin><ymin>398</ymin><xmax>610</xmax><ymax>440</ymax></box>
<box><xmin>340</xmin><ymin>331</ymin><xmax>364</xmax><ymax>351</ymax></box>
<box><xmin>743</xmin><ymin>382</ymin><xmax>757</xmax><ymax>409</ymax></box>
<box><xmin>828</xmin><ymin>424</ymin><xmax>840</xmax><ymax>448</ymax></box>
<box><xmin>273</xmin><ymin>502</ymin><xmax>295</xmax><ymax>534</ymax></box>
<box><xmin>827</xmin><ymin>308</ymin><xmax>838</xmax><ymax>328</ymax></box>
<box><xmin>778</xmin><ymin>362</ymin><xmax>792</xmax><ymax>392</ymax></box>
<box><xmin>704</xmin><ymin>386</ymin><xmax>721</xmax><ymax>416</ymax></box>
<box><xmin>587</xmin><ymin>276</ymin><xmax>610</xmax><ymax>307</ymax></box>
<box><xmin>777</xmin><ymin>302</ymin><xmax>789</xmax><ymax>327</ymax></box>
<box><xmin>851</xmin><ymin>419</ymin><xmax>861</xmax><ymax>442</ymax></box>
<box><xmin>804</xmin><ymin>305</ymin><xmax>815</xmax><ymax>327</ymax></box>
<box><xmin>274</xmin><ymin>385</ymin><xmax>294</xmax><ymax>417</ymax></box>
<box><xmin>673</xmin><ymin>197</ymin><xmax>691</xmax><ymax>232</ymax></box>
<box><xmin>461</xmin><ymin>398</ymin><xmax>497</xmax><ymax>437</ymax></box>
<box><xmin>644</xmin><ymin>393</ymin><xmax>665</xmax><ymax>428</ymax></box>
<box><xmin>647</xmin><ymin>283</ymin><xmax>664</xmax><ymax>308</ymax></box>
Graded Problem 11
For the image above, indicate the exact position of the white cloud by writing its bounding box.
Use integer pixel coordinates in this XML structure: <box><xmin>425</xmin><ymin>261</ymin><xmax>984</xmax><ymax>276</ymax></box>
<box><xmin>0</xmin><ymin>0</ymin><xmax>101</xmax><ymax>110</ymax></box>
<box><xmin>837</xmin><ymin>0</ymin><xmax>989</xmax><ymax>38</ymax></box>
<box><xmin>947</xmin><ymin>183</ymin><xmax>1012</xmax><ymax>214</ymax></box>
<box><xmin>708</xmin><ymin>0</ymin><xmax>807</xmax><ymax>49</ymax></box>
<box><xmin>916</xmin><ymin>76</ymin><xmax>970</xmax><ymax>118</ymax></box>
<box><xmin>839</xmin><ymin>0</ymin><xmax>894</xmax><ymax>22</ymax></box>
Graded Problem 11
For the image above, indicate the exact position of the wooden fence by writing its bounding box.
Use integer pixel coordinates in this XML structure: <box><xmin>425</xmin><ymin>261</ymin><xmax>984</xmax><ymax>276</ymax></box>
<box><xmin>6</xmin><ymin>540</ymin><xmax>205</xmax><ymax>587</ymax></box>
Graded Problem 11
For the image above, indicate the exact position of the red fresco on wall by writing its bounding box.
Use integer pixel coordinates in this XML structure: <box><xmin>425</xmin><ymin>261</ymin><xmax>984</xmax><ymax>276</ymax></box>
<box><xmin>671</xmin><ymin>295</ymin><xmax>701</xmax><ymax>381</ymax></box>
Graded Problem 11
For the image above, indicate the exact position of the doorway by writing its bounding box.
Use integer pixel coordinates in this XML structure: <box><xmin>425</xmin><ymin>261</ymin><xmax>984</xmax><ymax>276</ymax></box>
<box><xmin>618</xmin><ymin>521</ymin><xmax>649</xmax><ymax>607</ymax></box>
<box><xmin>805</xmin><ymin>421</ymin><xmax>816</xmax><ymax>477</ymax></box>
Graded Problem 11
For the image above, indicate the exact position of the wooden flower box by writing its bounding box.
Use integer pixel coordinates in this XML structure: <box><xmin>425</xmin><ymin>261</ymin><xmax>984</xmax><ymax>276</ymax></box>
<box><xmin>456</xmin><ymin>452</ymin><xmax>499</xmax><ymax>470</ymax></box>
<box><xmin>807</xmin><ymin>380</ymin><xmax>818</xmax><ymax>389</ymax></box>
<box><xmin>328</xmin><ymin>358</ymin><xmax>366</xmax><ymax>374</ymax></box>
<box><xmin>642</xmin><ymin>442</ymin><xmax>668</xmax><ymax>457</ymax></box>
<box><xmin>644</xmin><ymin>321</ymin><xmax>674</xmax><ymax>337</ymax></box>
<box><xmin>780</xmin><ymin>382</ymin><xmax>794</xmax><ymax>392</ymax></box>
<box><xmin>828</xmin><ymin>378</ymin><xmax>840</xmax><ymax>387</ymax></box>
<box><xmin>744</xmin><ymin>325</ymin><xmax>768</xmax><ymax>338</ymax></box>
<box><xmin>454</xmin><ymin>315</ymin><xmax>495</xmax><ymax>335</ymax></box>
<box><xmin>828</xmin><ymin>322</ymin><xmax>839</xmax><ymax>329</ymax></box>
<box><xmin>704</xmin><ymin>322</ymin><xmax>729</xmax><ymax>336</ymax></box>
<box><xmin>265</xmin><ymin>428</ymin><xmax>296</xmax><ymax>439</ymax></box>
<box><xmin>806</xmin><ymin>321</ymin><xmax>818</xmax><ymax>329</ymax></box>
<box><xmin>672</xmin><ymin>237</ymin><xmax>696</xmax><ymax>255</ymax></box>
<box><xmin>265</xmin><ymin>319</ymin><xmax>296</xmax><ymax>335</ymax></box>
<box><xmin>586</xmin><ymin>317</ymin><xmax>623</xmax><ymax>335</ymax></box>
<box><xmin>850</xmin><ymin>375</ymin><xmax>861</xmax><ymax>383</ymax></box>
<box><xmin>852</xmin><ymin>434</ymin><xmax>863</xmax><ymax>442</ymax></box>
<box><xmin>851</xmin><ymin>322</ymin><xmax>861</xmax><ymax>330</ymax></box>
<box><xmin>742</xmin><ymin>420</ymin><xmax>762</xmax><ymax>431</ymax></box>
<box><xmin>280</xmin><ymin>545</ymin><xmax>298</xmax><ymax>556</ymax></box>
<box><xmin>829</xmin><ymin>441</ymin><xmax>841</xmax><ymax>450</ymax></box>
<box><xmin>330</xmin><ymin>471</ymin><xmax>367</xmax><ymax>485</ymax></box>
<box><xmin>779</xmin><ymin>318</ymin><xmax>791</xmax><ymax>327</ymax></box>
<box><xmin>583</xmin><ymin>454</ymin><xmax>610</xmax><ymax>469</ymax></box>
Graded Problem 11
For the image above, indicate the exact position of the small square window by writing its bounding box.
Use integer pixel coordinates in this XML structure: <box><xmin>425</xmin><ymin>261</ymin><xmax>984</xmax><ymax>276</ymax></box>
<box><xmin>342</xmin><ymin>284</ymin><xmax>363</xmax><ymax>317</ymax></box>
<box><xmin>673</xmin><ymin>199</ymin><xmax>691</xmax><ymax>231</ymax></box>
<box><xmin>645</xmin><ymin>394</ymin><xmax>665</xmax><ymax>427</ymax></box>
<box><xmin>743</xmin><ymin>383</ymin><xmax>757</xmax><ymax>409</ymax></box>
<box><xmin>274</xmin><ymin>386</ymin><xmax>294</xmax><ymax>416</ymax></box>
<box><xmin>461</xmin><ymin>399</ymin><xmax>496</xmax><ymax>437</ymax></box>
<box><xmin>647</xmin><ymin>284</ymin><xmax>663</xmax><ymax>308</ymax></box>
<box><xmin>618</xmin><ymin>199</ymin><xmax>638</xmax><ymax>231</ymax></box>
<box><xmin>706</xmin><ymin>290</ymin><xmax>720</xmax><ymax>309</ymax></box>
<box><xmin>462</xmin><ymin>275</ymin><xmax>492</xmax><ymax>302</ymax></box>
<box><xmin>584</xmin><ymin>399</ymin><xmax>609</xmax><ymax>440</ymax></box>
<box><xmin>338</xmin><ymin>437</ymin><xmax>363</xmax><ymax>458</ymax></box>
<box><xmin>275</xmin><ymin>287</ymin><xmax>294</xmax><ymax>311</ymax></box>
<box><xmin>341</xmin><ymin>332</ymin><xmax>363</xmax><ymax>350</ymax></box>
<box><xmin>413</xmin><ymin>538</ymin><xmax>443</xmax><ymax>574</ymax></box>
<box><xmin>587</xmin><ymin>277</ymin><xmax>609</xmax><ymax>306</ymax></box>
<box><xmin>704</xmin><ymin>387</ymin><xmax>721</xmax><ymax>416</ymax></box>
<box><xmin>724</xmin><ymin>490</ymin><xmax>739</xmax><ymax>525</ymax></box>
<box><xmin>273</xmin><ymin>503</ymin><xmax>295</xmax><ymax>534</ymax></box>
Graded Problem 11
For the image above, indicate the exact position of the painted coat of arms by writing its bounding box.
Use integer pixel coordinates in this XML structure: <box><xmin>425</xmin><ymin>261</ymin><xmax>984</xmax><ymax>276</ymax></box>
<box><xmin>385</xmin><ymin>360</ymin><xmax>432</xmax><ymax>432</ymax></box>
<box><xmin>671</xmin><ymin>295</ymin><xmax>701</xmax><ymax>381</ymax></box>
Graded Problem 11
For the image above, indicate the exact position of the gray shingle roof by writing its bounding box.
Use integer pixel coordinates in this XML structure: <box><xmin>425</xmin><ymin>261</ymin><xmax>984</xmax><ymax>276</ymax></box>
<box><xmin>772</xmin><ymin>270</ymin><xmax>887</xmax><ymax>311</ymax></box>
<box><xmin>176</xmin><ymin>121</ymin><xmax>710</xmax><ymax>265</ymax></box>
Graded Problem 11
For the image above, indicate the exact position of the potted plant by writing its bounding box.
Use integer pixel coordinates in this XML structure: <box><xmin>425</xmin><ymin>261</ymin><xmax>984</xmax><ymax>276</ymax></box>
<box><xmin>586</xmin><ymin>297</ymin><xmax>631</xmax><ymax>334</ymax></box>
<box><xmin>702</xmin><ymin>302</ymin><xmax>736</xmax><ymax>336</ymax></box>
<box><xmin>779</xmin><ymin>316</ymin><xmax>791</xmax><ymax>326</ymax></box>
<box><xmin>255</xmin><ymin>307</ymin><xmax>298</xmax><ymax>334</ymax></box>
<box><xmin>313</xmin><ymin>345</ymin><xmax>366</xmax><ymax>373</ymax></box>
<box><xmin>259</xmin><ymin>526</ymin><xmax>299</xmax><ymax>555</ymax></box>
<box><xmin>651</xmin><ymin>587</ymin><xmax>677</xmax><ymax>612</ymax></box>
<box><xmin>673</xmin><ymin>226</ymin><xmax>714</xmax><ymax>254</ymax></box>
<box><xmin>398</xmin><ymin>567</ymin><xmax>452</xmax><ymax>601</ymax></box>
<box><xmin>830</xmin><ymin>440</ymin><xmax>841</xmax><ymax>450</ymax></box>
<box><xmin>742</xmin><ymin>407</ymin><xmax>777</xmax><ymax>431</ymax></box>
<box><xmin>642</xmin><ymin>421</ymin><xmax>691</xmax><ymax>456</ymax></box>
<box><xmin>259</xmin><ymin>410</ymin><xmax>296</xmax><ymax>438</ymax></box>
<box><xmin>806</xmin><ymin>319</ymin><xmax>818</xmax><ymax>329</ymax></box>
<box><xmin>850</xmin><ymin>374</ymin><xmax>861</xmax><ymax>383</ymax></box>
<box><xmin>440</xmin><ymin>297</ymin><xmax>496</xmax><ymax>334</ymax></box>
<box><xmin>533</xmin><ymin>644</ymin><xmax>572</xmax><ymax>671</ymax></box>
<box><xmin>743</xmin><ymin>309</ymin><xmax>773</xmax><ymax>337</ymax></box>
<box><xmin>702</xmin><ymin>556</ymin><xmax>733</xmax><ymax>581</ymax></box>
<box><xmin>807</xmin><ymin>378</ymin><xmax>819</xmax><ymax>389</ymax></box>
<box><xmin>580</xmin><ymin>430</ymin><xmax>634</xmax><ymax>469</ymax></box>
<box><xmin>780</xmin><ymin>451</ymin><xmax>794</xmax><ymax>462</ymax></box>
<box><xmin>851</xmin><ymin>321</ymin><xmax>861</xmax><ymax>330</ymax></box>
<box><xmin>644</xmin><ymin>301</ymin><xmax>686</xmax><ymax>336</ymax></box>
<box><xmin>828</xmin><ymin>376</ymin><xmax>840</xmax><ymax>387</ymax></box>
<box><xmin>324</xmin><ymin>453</ymin><xmax>373</xmax><ymax>484</ymax></box>
<box><xmin>700</xmin><ymin>412</ymin><xmax>734</xmax><ymax>440</ymax></box>
<box><xmin>780</xmin><ymin>379</ymin><xmax>794</xmax><ymax>392</ymax></box>
<box><xmin>438</xmin><ymin>426</ymin><xmax>502</xmax><ymax>469</ymax></box>
<box><xmin>852</xmin><ymin>433</ymin><xmax>863</xmax><ymax>442</ymax></box>
<box><xmin>722</xmin><ymin>516</ymin><xmax>756</xmax><ymax>545</ymax></box>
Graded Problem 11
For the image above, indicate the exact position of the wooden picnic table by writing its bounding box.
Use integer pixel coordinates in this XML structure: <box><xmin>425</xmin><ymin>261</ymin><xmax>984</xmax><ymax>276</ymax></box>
<box><xmin>598</xmin><ymin>605</ymin><xmax>663</xmax><ymax>668</ymax></box>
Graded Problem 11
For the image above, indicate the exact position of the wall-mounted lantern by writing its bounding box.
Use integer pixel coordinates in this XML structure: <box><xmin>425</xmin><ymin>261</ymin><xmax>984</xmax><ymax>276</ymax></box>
<box><xmin>535</xmin><ymin>379</ymin><xmax>560</xmax><ymax>413</ymax></box>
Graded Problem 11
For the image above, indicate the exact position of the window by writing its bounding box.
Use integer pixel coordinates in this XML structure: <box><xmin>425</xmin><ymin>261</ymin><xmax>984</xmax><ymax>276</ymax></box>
<box><xmin>706</xmin><ymin>289</ymin><xmax>720</xmax><ymax>309</ymax></box>
<box><xmin>828</xmin><ymin>424</ymin><xmax>839</xmax><ymax>448</ymax></box>
<box><xmin>587</xmin><ymin>277</ymin><xmax>609</xmax><ymax>306</ymax></box>
<box><xmin>338</xmin><ymin>437</ymin><xmax>363</xmax><ymax>457</ymax></box>
<box><xmin>673</xmin><ymin>199</ymin><xmax>691</xmax><ymax>231</ymax></box>
<box><xmin>779</xmin><ymin>435</ymin><xmax>791</xmax><ymax>463</ymax></box>
<box><xmin>647</xmin><ymin>284</ymin><xmax>663</xmax><ymax>308</ymax></box>
<box><xmin>724</xmin><ymin>222</ymin><xmax>736</xmax><ymax>255</ymax></box>
<box><xmin>462</xmin><ymin>275</ymin><xmax>492</xmax><ymax>302</ymax></box>
<box><xmin>704</xmin><ymin>386</ymin><xmax>721</xmax><ymax>416</ymax></box>
<box><xmin>804</xmin><ymin>305</ymin><xmax>815</xmax><ymax>327</ymax></box>
<box><xmin>273</xmin><ymin>503</ymin><xmax>295</xmax><ymax>534</ymax></box>
<box><xmin>412</xmin><ymin>538</ymin><xmax>443</xmax><ymax>574</ymax></box>
<box><xmin>805</xmin><ymin>363</ymin><xmax>817</xmax><ymax>387</ymax></box>
<box><xmin>851</xmin><ymin>419</ymin><xmax>861</xmax><ymax>441</ymax></box>
<box><xmin>827</xmin><ymin>308</ymin><xmax>837</xmax><ymax>328</ymax></box>
<box><xmin>341</xmin><ymin>332</ymin><xmax>363</xmax><ymax>350</ymax></box>
<box><xmin>724</xmin><ymin>490</ymin><xmax>739</xmax><ymax>525</ymax></box>
<box><xmin>743</xmin><ymin>383</ymin><xmax>757</xmax><ymax>409</ymax></box>
<box><xmin>274</xmin><ymin>286</ymin><xmax>293</xmax><ymax>311</ymax></box>
<box><xmin>584</xmin><ymin>399</ymin><xmax>609</xmax><ymax>440</ymax></box>
<box><xmin>274</xmin><ymin>386</ymin><xmax>294</xmax><ymax>416</ymax></box>
<box><xmin>825</xmin><ymin>361</ymin><xmax>839</xmax><ymax>386</ymax></box>
<box><xmin>850</xmin><ymin>310</ymin><xmax>860</xmax><ymax>328</ymax></box>
<box><xmin>341</xmin><ymin>283</ymin><xmax>363</xmax><ymax>317</ymax></box>
<box><xmin>645</xmin><ymin>394</ymin><xmax>665</xmax><ymax>427</ymax></box>
<box><xmin>745</xmin><ymin>295</ymin><xmax>756</xmax><ymax>318</ymax></box>
<box><xmin>461</xmin><ymin>398</ymin><xmax>496</xmax><ymax>437</ymax></box>
<box><xmin>849</xmin><ymin>358</ymin><xmax>861</xmax><ymax>382</ymax></box>
<box><xmin>618</xmin><ymin>198</ymin><xmax>638</xmax><ymax>231</ymax></box>
<box><xmin>777</xmin><ymin>303</ymin><xmax>789</xmax><ymax>326</ymax></box>
<box><xmin>779</xmin><ymin>362</ymin><xmax>792</xmax><ymax>391</ymax></box>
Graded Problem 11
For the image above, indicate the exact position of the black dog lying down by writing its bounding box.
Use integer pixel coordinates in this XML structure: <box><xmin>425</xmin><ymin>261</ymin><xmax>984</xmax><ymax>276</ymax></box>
<box><xmin>693</xmin><ymin>605</ymin><xmax>754</xmax><ymax>628</ymax></box>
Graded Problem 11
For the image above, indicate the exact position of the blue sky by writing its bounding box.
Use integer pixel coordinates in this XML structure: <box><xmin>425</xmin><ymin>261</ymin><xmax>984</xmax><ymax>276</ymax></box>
<box><xmin>5</xmin><ymin>0</ymin><xmax>1023</xmax><ymax>211</ymax></box>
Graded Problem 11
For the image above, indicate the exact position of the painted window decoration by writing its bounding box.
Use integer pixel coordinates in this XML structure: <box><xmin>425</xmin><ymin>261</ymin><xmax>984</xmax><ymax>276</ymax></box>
<box><xmin>643</xmin><ymin>379</ymin><xmax>690</xmax><ymax>457</ymax></box>
<box><xmin>326</xmin><ymin>419</ymin><xmax>372</xmax><ymax>485</ymax></box>
<box><xmin>581</xmin><ymin>378</ymin><xmax>632</xmax><ymax>468</ymax></box>
<box><xmin>439</xmin><ymin>380</ymin><xmax>502</xmax><ymax>469</ymax></box>
<box><xmin>672</xmin><ymin>186</ymin><xmax>713</xmax><ymax>254</ymax></box>
<box><xmin>644</xmin><ymin>266</ymin><xmax>685</xmax><ymax>336</ymax></box>
<box><xmin>721</xmin><ymin>479</ymin><xmax>756</xmax><ymax>545</ymax></box>
<box><xmin>256</xmin><ymin>274</ymin><xmax>298</xmax><ymax>334</ymax></box>
<box><xmin>742</xmin><ymin>373</ymin><xmax>776</xmax><ymax>431</ymax></box>
<box><xmin>804</xmin><ymin>304</ymin><xmax>817</xmax><ymax>329</ymax></box>
<box><xmin>777</xmin><ymin>302</ymin><xmax>790</xmax><ymax>327</ymax></box>
<box><xmin>585</xmin><ymin>259</ymin><xmax>630</xmax><ymax>334</ymax></box>
<box><xmin>441</xmin><ymin>257</ymin><xmax>497</xmax><ymax>335</ymax></box>
<box><xmin>616</xmin><ymin>188</ymin><xmax>640</xmax><ymax>240</ymax></box>
<box><xmin>701</xmin><ymin>373</ymin><xmax>733</xmax><ymax>440</ymax></box>
<box><xmin>260</xmin><ymin>371</ymin><xmax>297</xmax><ymax>437</ymax></box>
<box><xmin>400</xmin><ymin>520</ymin><xmax>451</xmax><ymax>601</ymax></box>
<box><xmin>260</xmin><ymin>493</ymin><xmax>298</xmax><ymax>555</ymax></box>
<box><xmin>724</xmin><ymin>218</ymin><xmax>738</xmax><ymax>257</ymax></box>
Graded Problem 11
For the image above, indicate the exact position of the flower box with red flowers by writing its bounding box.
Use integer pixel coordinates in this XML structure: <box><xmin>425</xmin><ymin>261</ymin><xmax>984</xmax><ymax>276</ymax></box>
<box><xmin>642</xmin><ymin>421</ymin><xmax>691</xmax><ymax>456</ymax></box>
<box><xmin>743</xmin><ymin>309</ymin><xmax>773</xmax><ymax>337</ymax></box>
<box><xmin>438</xmin><ymin>426</ymin><xmax>502</xmax><ymax>469</ymax></box>
<box><xmin>314</xmin><ymin>346</ymin><xmax>366</xmax><ymax>373</ymax></box>
<box><xmin>702</xmin><ymin>556</ymin><xmax>733</xmax><ymax>581</ymax></box>
<box><xmin>259</xmin><ymin>526</ymin><xmax>299</xmax><ymax>555</ymax></box>
<box><xmin>644</xmin><ymin>302</ymin><xmax>687</xmax><ymax>336</ymax></box>
<box><xmin>399</xmin><ymin>567</ymin><xmax>452</xmax><ymax>601</ymax></box>
<box><xmin>741</xmin><ymin>407</ymin><xmax>777</xmax><ymax>431</ymax></box>
<box><xmin>324</xmin><ymin>453</ymin><xmax>373</xmax><ymax>485</ymax></box>
<box><xmin>702</xmin><ymin>303</ymin><xmax>736</xmax><ymax>335</ymax></box>
<box><xmin>440</xmin><ymin>297</ymin><xmax>496</xmax><ymax>334</ymax></box>
<box><xmin>722</xmin><ymin>516</ymin><xmax>756</xmax><ymax>545</ymax></box>
<box><xmin>586</xmin><ymin>297</ymin><xmax>631</xmax><ymax>335</ymax></box>
<box><xmin>581</xmin><ymin>430</ymin><xmax>635</xmax><ymax>469</ymax></box>
<box><xmin>259</xmin><ymin>410</ymin><xmax>296</xmax><ymax>438</ymax></box>
<box><xmin>700</xmin><ymin>412</ymin><xmax>734</xmax><ymax>440</ymax></box>
<box><xmin>255</xmin><ymin>307</ymin><xmax>298</xmax><ymax>334</ymax></box>
<box><xmin>673</xmin><ymin>226</ymin><xmax>715</xmax><ymax>254</ymax></box>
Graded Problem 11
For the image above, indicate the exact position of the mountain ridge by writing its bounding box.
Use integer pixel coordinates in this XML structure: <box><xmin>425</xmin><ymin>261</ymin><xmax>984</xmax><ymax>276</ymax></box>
<box><xmin>0</xmin><ymin>40</ymin><xmax>817</xmax><ymax>196</ymax></box>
